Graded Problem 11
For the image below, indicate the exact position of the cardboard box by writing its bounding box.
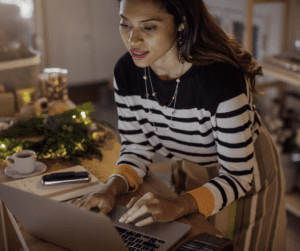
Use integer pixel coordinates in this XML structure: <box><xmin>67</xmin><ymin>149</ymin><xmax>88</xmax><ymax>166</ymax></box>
<box><xmin>0</xmin><ymin>92</ymin><xmax>15</xmax><ymax>117</ymax></box>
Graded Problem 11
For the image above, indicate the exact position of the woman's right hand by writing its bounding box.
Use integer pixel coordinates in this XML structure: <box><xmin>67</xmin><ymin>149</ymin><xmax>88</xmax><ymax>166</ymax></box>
<box><xmin>67</xmin><ymin>186</ymin><xmax>116</xmax><ymax>215</ymax></box>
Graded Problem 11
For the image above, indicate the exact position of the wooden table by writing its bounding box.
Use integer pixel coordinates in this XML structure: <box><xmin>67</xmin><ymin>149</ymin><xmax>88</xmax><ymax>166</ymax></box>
<box><xmin>0</xmin><ymin>139</ymin><xmax>241</xmax><ymax>251</ymax></box>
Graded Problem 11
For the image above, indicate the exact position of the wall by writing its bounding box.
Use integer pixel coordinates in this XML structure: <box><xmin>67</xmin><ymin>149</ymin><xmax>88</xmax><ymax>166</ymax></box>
<box><xmin>35</xmin><ymin>0</ymin><xmax>299</xmax><ymax>88</ymax></box>
<box><xmin>34</xmin><ymin>0</ymin><xmax>126</xmax><ymax>86</ymax></box>
<box><xmin>286</xmin><ymin>0</ymin><xmax>300</xmax><ymax>55</ymax></box>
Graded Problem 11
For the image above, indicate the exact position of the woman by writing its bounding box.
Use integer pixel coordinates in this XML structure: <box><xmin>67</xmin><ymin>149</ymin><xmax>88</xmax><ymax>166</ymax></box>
<box><xmin>69</xmin><ymin>0</ymin><xmax>287</xmax><ymax>250</ymax></box>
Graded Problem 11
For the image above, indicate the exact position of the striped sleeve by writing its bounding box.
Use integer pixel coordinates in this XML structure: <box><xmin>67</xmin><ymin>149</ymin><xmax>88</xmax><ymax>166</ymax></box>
<box><xmin>187</xmin><ymin>91</ymin><xmax>256</xmax><ymax>217</ymax></box>
<box><xmin>113</xmin><ymin>76</ymin><xmax>156</xmax><ymax>193</ymax></box>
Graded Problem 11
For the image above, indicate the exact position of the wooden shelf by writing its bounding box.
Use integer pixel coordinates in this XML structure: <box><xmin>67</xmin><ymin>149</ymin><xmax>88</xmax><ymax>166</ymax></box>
<box><xmin>0</xmin><ymin>55</ymin><xmax>40</xmax><ymax>71</ymax></box>
<box><xmin>286</xmin><ymin>190</ymin><xmax>300</xmax><ymax>218</ymax></box>
<box><xmin>261</xmin><ymin>62</ymin><xmax>300</xmax><ymax>87</ymax></box>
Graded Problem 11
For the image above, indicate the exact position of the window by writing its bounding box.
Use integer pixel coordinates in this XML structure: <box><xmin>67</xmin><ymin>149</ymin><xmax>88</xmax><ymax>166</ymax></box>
<box><xmin>233</xmin><ymin>21</ymin><xmax>260</xmax><ymax>60</ymax></box>
<box><xmin>207</xmin><ymin>4</ymin><xmax>268</xmax><ymax>63</ymax></box>
<box><xmin>0</xmin><ymin>0</ymin><xmax>35</xmax><ymax>48</ymax></box>
<box><xmin>213</xmin><ymin>16</ymin><xmax>222</xmax><ymax>26</ymax></box>
<box><xmin>0</xmin><ymin>0</ymin><xmax>34</xmax><ymax>19</ymax></box>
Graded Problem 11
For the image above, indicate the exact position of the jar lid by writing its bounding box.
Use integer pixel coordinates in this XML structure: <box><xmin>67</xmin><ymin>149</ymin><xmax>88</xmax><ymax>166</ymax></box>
<box><xmin>43</xmin><ymin>68</ymin><xmax>68</xmax><ymax>74</ymax></box>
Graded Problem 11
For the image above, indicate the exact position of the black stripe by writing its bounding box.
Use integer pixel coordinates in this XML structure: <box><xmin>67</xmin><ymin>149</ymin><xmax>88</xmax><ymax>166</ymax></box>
<box><xmin>216</xmin><ymin>136</ymin><xmax>253</xmax><ymax>149</ymax></box>
<box><xmin>119</xmin><ymin>129</ymin><xmax>143</xmax><ymax>135</ymax></box>
<box><xmin>248</xmin><ymin>89</ymin><xmax>251</xmax><ymax>104</ymax></box>
<box><xmin>216</xmin><ymin>104</ymin><xmax>251</xmax><ymax>119</ymax></box>
<box><xmin>218</xmin><ymin>152</ymin><xmax>254</xmax><ymax>163</ymax></box>
<box><xmin>116</xmin><ymin>101</ymin><xmax>128</xmax><ymax>109</ymax></box>
<box><xmin>228</xmin><ymin>174</ymin><xmax>248</xmax><ymax>194</ymax></box>
<box><xmin>213</xmin><ymin>120</ymin><xmax>252</xmax><ymax>134</ymax></box>
<box><xmin>254</xmin><ymin>111</ymin><xmax>262</xmax><ymax>126</ymax></box>
<box><xmin>166</xmin><ymin>153</ymin><xmax>174</xmax><ymax>159</ymax></box>
<box><xmin>145</xmin><ymin>131</ymin><xmax>215</xmax><ymax>148</ymax></box>
<box><xmin>165</xmin><ymin>146</ymin><xmax>217</xmax><ymax>158</ymax></box>
<box><xmin>221</xmin><ymin>164</ymin><xmax>253</xmax><ymax>176</ymax></box>
<box><xmin>171</xmin><ymin>127</ymin><xmax>213</xmax><ymax>136</ymax></box>
<box><xmin>128</xmin><ymin>141</ymin><xmax>217</xmax><ymax>159</ymax></box>
<box><xmin>120</xmin><ymin>147</ymin><xmax>155</xmax><ymax>155</ymax></box>
<box><xmin>153</xmin><ymin>143</ymin><xmax>164</xmax><ymax>151</ymax></box>
<box><xmin>209</xmin><ymin>180</ymin><xmax>227</xmax><ymax>210</ymax></box>
<box><xmin>120</xmin><ymin>151</ymin><xmax>153</xmax><ymax>163</ymax></box>
<box><xmin>122</xmin><ymin>140</ymin><xmax>151</xmax><ymax>146</ymax></box>
<box><xmin>118</xmin><ymin>102</ymin><xmax>211</xmax><ymax>124</ymax></box>
<box><xmin>114</xmin><ymin>88</ymin><xmax>123</xmax><ymax>97</ymax></box>
<box><xmin>164</xmin><ymin>157</ymin><xmax>218</xmax><ymax>167</ymax></box>
<box><xmin>144</xmin><ymin>124</ymin><xmax>213</xmax><ymax>137</ymax></box>
<box><xmin>117</xmin><ymin>161</ymin><xmax>139</xmax><ymax>169</ymax></box>
<box><xmin>119</xmin><ymin>116</ymin><xmax>137</xmax><ymax>122</ymax></box>
<box><xmin>219</xmin><ymin>175</ymin><xmax>239</xmax><ymax>200</ymax></box>
<box><xmin>196</xmin><ymin>160</ymin><xmax>219</xmax><ymax>166</ymax></box>
<box><xmin>121</xmin><ymin>117</ymin><xmax>213</xmax><ymax>137</ymax></box>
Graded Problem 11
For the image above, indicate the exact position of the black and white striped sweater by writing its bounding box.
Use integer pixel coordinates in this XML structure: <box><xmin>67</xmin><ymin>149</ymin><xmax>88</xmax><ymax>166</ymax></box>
<box><xmin>112</xmin><ymin>51</ymin><xmax>262</xmax><ymax>217</ymax></box>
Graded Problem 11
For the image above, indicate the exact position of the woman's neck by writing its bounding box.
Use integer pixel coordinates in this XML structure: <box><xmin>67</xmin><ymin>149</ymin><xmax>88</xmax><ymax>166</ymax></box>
<box><xmin>150</xmin><ymin>61</ymin><xmax>193</xmax><ymax>81</ymax></box>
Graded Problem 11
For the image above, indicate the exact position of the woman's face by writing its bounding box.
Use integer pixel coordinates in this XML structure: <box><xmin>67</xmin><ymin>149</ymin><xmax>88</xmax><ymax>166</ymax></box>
<box><xmin>119</xmin><ymin>0</ymin><xmax>183</xmax><ymax>70</ymax></box>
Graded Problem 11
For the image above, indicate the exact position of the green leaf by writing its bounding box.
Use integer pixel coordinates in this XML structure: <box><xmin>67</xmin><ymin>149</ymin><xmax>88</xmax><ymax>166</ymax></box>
<box><xmin>0</xmin><ymin>104</ymin><xmax>103</xmax><ymax>165</ymax></box>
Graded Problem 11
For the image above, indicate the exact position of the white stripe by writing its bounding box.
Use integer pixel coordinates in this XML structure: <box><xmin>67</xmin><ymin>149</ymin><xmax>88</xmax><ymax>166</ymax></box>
<box><xmin>129</xmin><ymin>95</ymin><xmax>212</xmax><ymax>118</ymax></box>
<box><xmin>113</xmin><ymin>77</ymin><xmax>119</xmax><ymax>91</ymax></box>
<box><xmin>216</xmin><ymin>131</ymin><xmax>252</xmax><ymax>144</ymax></box>
<box><xmin>114</xmin><ymin>81</ymin><xmax>261</xmax><ymax>215</ymax></box>
<box><xmin>217</xmin><ymin>94</ymin><xmax>248</xmax><ymax>113</ymax></box>
<box><xmin>204</xmin><ymin>183</ymin><xmax>224</xmax><ymax>215</ymax></box>
<box><xmin>216</xmin><ymin>140</ymin><xmax>253</xmax><ymax>157</ymax></box>
<box><xmin>217</xmin><ymin>113</ymin><xmax>250</xmax><ymax>128</ymax></box>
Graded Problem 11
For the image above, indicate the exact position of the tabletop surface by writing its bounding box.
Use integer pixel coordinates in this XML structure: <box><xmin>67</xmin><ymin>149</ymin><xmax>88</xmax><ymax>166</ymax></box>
<box><xmin>0</xmin><ymin>137</ymin><xmax>241</xmax><ymax>251</ymax></box>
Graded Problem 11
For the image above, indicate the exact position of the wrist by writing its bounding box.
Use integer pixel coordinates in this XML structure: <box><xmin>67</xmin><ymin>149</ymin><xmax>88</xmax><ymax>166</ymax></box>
<box><xmin>105</xmin><ymin>176</ymin><xmax>128</xmax><ymax>197</ymax></box>
<box><xmin>173</xmin><ymin>194</ymin><xmax>191</xmax><ymax>219</ymax></box>
<box><xmin>184</xmin><ymin>193</ymin><xmax>200</xmax><ymax>214</ymax></box>
<box><xmin>175</xmin><ymin>193</ymin><xmax>199</xmax><ymax>217</ymax></box>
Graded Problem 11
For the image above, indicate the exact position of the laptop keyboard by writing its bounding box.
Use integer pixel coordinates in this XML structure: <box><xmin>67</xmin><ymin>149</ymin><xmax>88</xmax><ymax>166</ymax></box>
<box><xmin>115</xmin><ymin>226</ymin><xmax>165</xmax><ymax>251</ymax></box>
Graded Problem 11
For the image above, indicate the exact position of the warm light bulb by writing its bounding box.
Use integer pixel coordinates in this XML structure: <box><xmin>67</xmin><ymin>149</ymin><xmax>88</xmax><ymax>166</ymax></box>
<box><xmin>72</xmin><ymin>115</ymin><xmax>76</xmax><ymax>119</ymax></box>
<box><xmin>1</xmin><ymin>144</ymin><xmax>5</xmax><ymax>148</ymax></box>
<box><xmin>81</xmin><ymin>112</ymin><xmax>86</xmax><ymax>118</ymax></box>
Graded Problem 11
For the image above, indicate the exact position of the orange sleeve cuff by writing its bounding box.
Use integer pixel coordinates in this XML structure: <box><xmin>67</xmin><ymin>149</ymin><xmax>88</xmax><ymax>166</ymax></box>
<box><xmin>111</xmin><ymin>165</ymin><xmax>141</xmax><ymax>193</ymax></box>
<box><xmin>186</xmin><ymin>186</ymin><xmax>215</xmax><ymax>218</ymax></box>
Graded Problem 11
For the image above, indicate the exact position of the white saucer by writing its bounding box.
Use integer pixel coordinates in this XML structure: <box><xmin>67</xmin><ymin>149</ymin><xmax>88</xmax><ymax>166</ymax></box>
<box><xmin>5</xmin><ymin>161</ymin><xmax>47</xmax><ymax>179</ymax></box>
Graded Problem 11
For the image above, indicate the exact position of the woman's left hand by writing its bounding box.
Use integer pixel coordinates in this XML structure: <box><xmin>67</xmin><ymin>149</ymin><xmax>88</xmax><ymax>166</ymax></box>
<box><xmin>118</xmin><ymin>192</ymin><xmax>186</xmax><ymax>227</ymax></box>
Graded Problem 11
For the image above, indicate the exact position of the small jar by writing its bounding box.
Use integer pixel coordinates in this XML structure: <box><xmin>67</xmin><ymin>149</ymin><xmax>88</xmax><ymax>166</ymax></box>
<box><xmin>42</xmin><ymin>68</ymin><xmax>69</xmax><ymax>101</ymax></box>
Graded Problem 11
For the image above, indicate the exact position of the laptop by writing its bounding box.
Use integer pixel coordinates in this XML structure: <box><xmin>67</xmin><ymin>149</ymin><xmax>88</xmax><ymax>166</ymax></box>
<box><xmin>0</xmin><ymin>182</ymin><xmax>191</xmax><ymax>251</ymax></box>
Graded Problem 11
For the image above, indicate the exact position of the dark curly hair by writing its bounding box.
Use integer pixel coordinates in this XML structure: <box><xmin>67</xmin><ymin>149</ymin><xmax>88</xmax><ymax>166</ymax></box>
<box><xmin>117</xmin><ymin>0</ymin><xmax>264</xmax><ymax>94</ymax></box>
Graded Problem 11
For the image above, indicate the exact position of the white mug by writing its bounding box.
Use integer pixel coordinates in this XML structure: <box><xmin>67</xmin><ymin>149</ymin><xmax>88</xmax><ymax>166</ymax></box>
<box><xmin>5</xmin><ymin>150</ymin><xmax>36</xmax><ymax>175</ymax></box>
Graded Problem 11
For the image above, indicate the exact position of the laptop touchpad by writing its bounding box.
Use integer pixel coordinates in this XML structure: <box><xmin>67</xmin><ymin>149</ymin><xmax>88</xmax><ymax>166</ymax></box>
<box><xmin>90</xmin><ymin>206</ymin><xmax>151</xmax><ymax>222</ymax></box>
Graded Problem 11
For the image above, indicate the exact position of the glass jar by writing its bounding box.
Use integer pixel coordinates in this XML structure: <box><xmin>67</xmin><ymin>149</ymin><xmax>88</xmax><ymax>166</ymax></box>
<box><xmin>41</xmin><ymin>68</ymin><xmax>69</xmax><ymax>101</ymax></box>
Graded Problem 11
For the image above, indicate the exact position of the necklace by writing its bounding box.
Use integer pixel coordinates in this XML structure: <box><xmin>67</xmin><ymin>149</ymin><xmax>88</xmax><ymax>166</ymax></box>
<box><xmin>143</xmin><ymin>63</ymin><xmax>184</xmax><ymax>131</ymax></box>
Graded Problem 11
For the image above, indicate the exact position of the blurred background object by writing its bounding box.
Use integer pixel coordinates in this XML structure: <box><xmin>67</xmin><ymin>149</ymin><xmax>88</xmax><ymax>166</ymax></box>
<box><xmin>0</xmin><ymin>1</ymin><xmax>300</xmax><ymax>248</ymax></box>
<box><xmin>0</xmin><ymin>0</ymin><xmax>35</xmax><ymax>48</ymax></box>
<box><xmin>0</xmin><ymin>0</ymin><xmax>40</xmax><ymax>116</ymax></box>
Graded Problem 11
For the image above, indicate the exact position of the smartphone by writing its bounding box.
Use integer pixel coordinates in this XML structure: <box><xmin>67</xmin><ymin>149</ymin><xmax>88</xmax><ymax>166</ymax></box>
<box><xmin>41</xmin><ymin>171</ymin><xmax>91</xmax><ymax>186</ymax></box>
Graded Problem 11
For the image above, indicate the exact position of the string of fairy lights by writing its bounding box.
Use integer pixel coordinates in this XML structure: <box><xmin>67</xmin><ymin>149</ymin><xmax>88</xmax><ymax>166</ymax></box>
<box><xmin>0</xmin><ymin>102</ymin><xmax>104</xmax><ymax>165</ymax></box>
